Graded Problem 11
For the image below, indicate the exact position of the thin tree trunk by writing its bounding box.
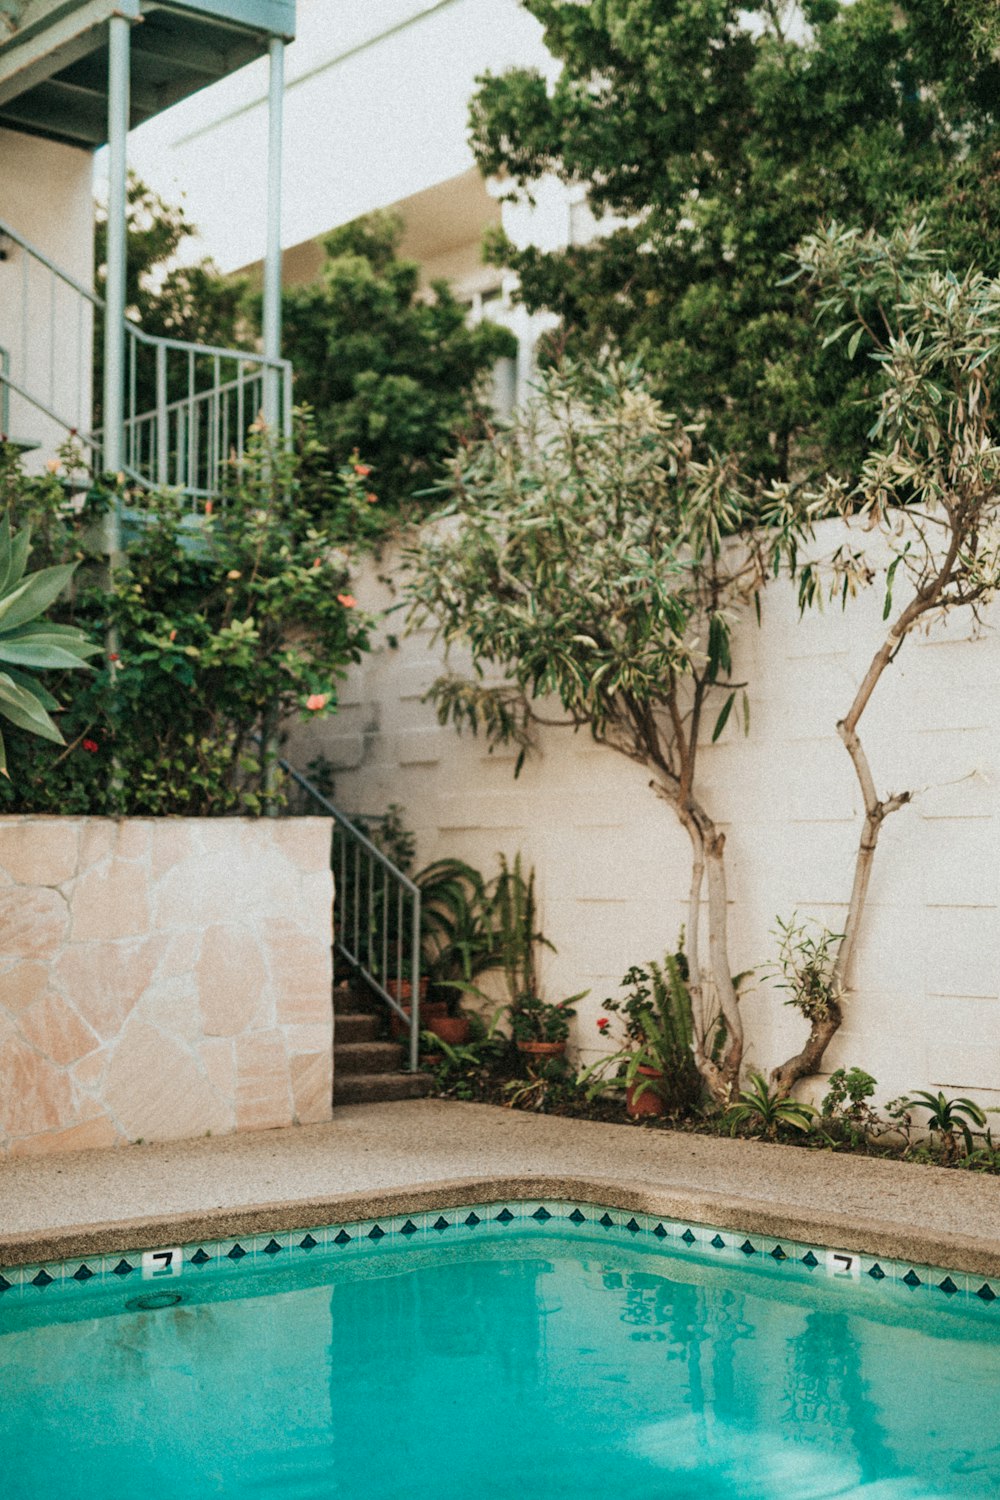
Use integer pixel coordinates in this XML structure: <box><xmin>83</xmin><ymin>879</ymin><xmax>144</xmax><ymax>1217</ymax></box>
<box><xmin>686</xmin><ymin>806</ymin><xmax>743</xmax><ymax>1103</ymax></box>
<box><xmin>770</xmin><ymin>584</ymin><xmax>931</xmax><ymax>1094</ymax></box>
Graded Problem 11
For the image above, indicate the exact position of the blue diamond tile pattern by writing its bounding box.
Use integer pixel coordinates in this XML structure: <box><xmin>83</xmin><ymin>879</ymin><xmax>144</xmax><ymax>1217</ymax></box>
<box><xmin>2</xmin><ymin>1199</ymin><xmax>991</xmax><ymax>1313</ymax></box>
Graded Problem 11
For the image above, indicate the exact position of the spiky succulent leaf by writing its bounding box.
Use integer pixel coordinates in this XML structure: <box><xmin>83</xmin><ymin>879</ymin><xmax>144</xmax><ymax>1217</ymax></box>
<box><xmin>0</xmin><ymin>671</ymin><xmax>65</xmax><ymax>742</ymax></box>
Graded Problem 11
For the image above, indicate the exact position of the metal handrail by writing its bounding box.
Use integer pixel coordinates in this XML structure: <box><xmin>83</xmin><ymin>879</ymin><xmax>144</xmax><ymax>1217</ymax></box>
<box><xmin>278</xmin><ymin>756</ymin><xmax>423</xmax><ymax>1074</ymax></box>
<box><xmin>0</xmin><ymin>216</ymin><xmax>293</xmax><ymax>498</ymax></box>
<box><xmin>0</xmin><ymin>215</ymin><xmax>100</xmax><ymax>306</ymax></box>
<box><xmin>0</xmin><ymin>363</ymin><xmax>99</xmax><ymax>457</ymax></box>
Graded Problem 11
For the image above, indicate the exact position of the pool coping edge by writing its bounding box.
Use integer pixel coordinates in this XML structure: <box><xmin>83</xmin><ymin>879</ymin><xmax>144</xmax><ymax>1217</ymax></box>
<box><xmin>3</xmin><ymin>1173</ymin><xmax>999</xmax><ymax>1277</ymax></box>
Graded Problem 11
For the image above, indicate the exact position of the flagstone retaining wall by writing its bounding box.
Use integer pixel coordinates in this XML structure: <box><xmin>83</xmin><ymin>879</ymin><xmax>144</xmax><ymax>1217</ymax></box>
<box><xmin>0</xmin><ymin>818</ymin><xmax>334</xmax><ymax>1156</ymax></box>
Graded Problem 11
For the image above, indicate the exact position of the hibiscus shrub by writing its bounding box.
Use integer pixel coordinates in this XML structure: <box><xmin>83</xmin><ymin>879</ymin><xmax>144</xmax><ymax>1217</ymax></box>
<box><xmin>0</xmin><ymin>418</ymin><xmax>375</xmax><ymax>814</ymax></box>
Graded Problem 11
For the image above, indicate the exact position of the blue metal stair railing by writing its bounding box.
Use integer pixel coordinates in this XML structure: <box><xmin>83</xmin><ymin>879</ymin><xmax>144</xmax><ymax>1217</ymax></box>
<box><xmin>278</xmin><ymin>756</ymin><xmax>423</xmax><ymax>1074</ymax></box>
<box><xmin>0</xmin><ymin>214</ymin><xmax>292</xmax><ymax>498</ymax></box>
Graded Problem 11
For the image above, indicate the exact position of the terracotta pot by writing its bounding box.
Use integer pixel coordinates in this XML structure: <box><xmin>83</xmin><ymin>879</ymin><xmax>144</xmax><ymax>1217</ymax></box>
<box><xmin>426</xmin><ymin>1014</ymin><xmax>471</xmax><ymax>1047</ymax></box>
<box><xmin>389</xmin><ymin>996</ymin><xmax>447</xmax><ymax>1040</ymax></box>
<box><xmin>385</xmin><ymin>976</ymin><xmax>430</xmax><ymax>1004</ymax></box>
<box><xmin>626</xmin><ymin>1064</ymin><xmax>667</xmax><ymax>1119</ymax></box>
<box><xmin>515</xmin><ymin>1039</ymin><xmax>566</xmax><ymax>1060</ymax></box>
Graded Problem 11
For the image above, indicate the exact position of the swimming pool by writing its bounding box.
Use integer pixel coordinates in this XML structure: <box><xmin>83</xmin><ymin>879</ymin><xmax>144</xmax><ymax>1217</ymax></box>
<box><xmin>2</xmin><ymin>1200</ymin><xmax>998</xmax><ymax>1500</ymax></box>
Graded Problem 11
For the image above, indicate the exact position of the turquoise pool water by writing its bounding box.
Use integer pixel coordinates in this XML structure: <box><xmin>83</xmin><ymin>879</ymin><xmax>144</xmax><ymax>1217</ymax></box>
<box><xmin>2</xmin><ymin>1221</ymin><xmax>998</xmax><ymax>1500</ymax></box>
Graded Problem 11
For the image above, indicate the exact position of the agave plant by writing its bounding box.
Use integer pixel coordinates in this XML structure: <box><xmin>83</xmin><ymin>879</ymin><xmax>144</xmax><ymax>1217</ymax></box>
<box><xmin>725</xmin><ymin>1072</ymin><xmax>818</xmax><ymax>1140</ymax></box>
<box><xmin>0</xmin><ymin>513</ymin><xmax>99</xmax><ymax>772</ymax></box>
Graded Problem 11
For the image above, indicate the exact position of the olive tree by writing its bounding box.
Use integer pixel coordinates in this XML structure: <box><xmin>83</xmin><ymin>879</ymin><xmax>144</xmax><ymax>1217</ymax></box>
<box><xmin>405</xmin><ymin>361</ymin><xmax>807</xmax><ymax>1101</ymax></box>
<box><xmin>771</xmin><ymin>221</ymin><xmax>1000</xmax><ymax>1091</ymax></box>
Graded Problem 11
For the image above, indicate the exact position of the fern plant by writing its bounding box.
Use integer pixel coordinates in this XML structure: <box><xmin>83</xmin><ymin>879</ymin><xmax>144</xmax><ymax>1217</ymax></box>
<box><xmin>0</xmin><ymin>513</ymin><xmax>98</xmax><ymax>772</ymax></box>
<box><xmin>583</xmin><ymin>948</ymin><xmax>704</xmax><ymax>1116</ymax></box>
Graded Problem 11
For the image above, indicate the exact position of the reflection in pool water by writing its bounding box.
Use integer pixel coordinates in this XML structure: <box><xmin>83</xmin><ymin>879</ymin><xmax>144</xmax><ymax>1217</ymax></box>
<box><xmin>1</xmin><ymin>1230</ymin><xmax>997</xmax><ymax>1500</ymax></box>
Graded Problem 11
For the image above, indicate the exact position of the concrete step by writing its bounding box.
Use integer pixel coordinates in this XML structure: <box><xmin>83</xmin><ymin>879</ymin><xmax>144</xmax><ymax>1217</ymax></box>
<box><xmin>333</xmin><ymin>981</ymin><xmax>376</xmax><ymax>1015</ymax></box>
<box><xmin>334</xmin><ymin>1012</ymin><xmax>380</xmax><ymax>1044</ymax></box>
<box><xmin>335</xmin><ymin>1040</ymin><xmax>405</xmax><ymax>1075</ymax></box>
<box><xmin>334</xmin><ymin>1071</ymin><xmax>435</xmax><ymax>1106</ymax></box>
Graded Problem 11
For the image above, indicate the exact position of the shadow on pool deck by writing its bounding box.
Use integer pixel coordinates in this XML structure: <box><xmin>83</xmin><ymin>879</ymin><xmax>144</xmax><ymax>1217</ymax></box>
<box><xmin>2</xmin><ymin>1099</ymin><xmax>999</xmax><ymax>1273</ymax></box>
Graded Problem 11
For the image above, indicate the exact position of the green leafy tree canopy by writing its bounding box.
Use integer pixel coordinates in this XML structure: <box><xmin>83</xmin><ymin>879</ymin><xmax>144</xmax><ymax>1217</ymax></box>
<box><xmin>282</xmin><ymin>211</ymin><xmax>517</xmax><ymax>511</ymax></box>
<box><xmin>469</xmin><ymin>0</ymin><xmax>1000</xmax><ymax>481</ymax></box>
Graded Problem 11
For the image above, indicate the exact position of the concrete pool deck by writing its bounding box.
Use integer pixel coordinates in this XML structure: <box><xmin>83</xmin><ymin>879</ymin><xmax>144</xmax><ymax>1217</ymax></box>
<box><xmin>2</xmin><ymin>1099</ymin><xmax>999</xmax><ymax>1275</ymax></box>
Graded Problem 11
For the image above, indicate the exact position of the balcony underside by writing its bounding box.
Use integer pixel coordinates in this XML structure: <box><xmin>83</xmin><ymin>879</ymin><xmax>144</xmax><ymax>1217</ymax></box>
<box><xmin>0</xmin><ymin>0</ymin><xmax>294</xmax><ymax>148</ymax></box>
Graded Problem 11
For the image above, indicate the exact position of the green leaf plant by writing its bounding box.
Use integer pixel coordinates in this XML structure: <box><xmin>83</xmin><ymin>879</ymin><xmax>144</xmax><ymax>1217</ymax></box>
<box><xmin>0</xmin><ymin>418</ymin><xmax>373</xmax><ymax>812</ymax></box>
<box><xmin>895</xmin><ymin>1090</ymin><xmax>988</xmax><ymax>1164</ymax></box>
<box><xmin>581</xmin><ymin>949</ymin><xmax>704</xmax><ymax>1117</ymax></box>
<box><xmin>725</xmin><ymin>1073</ymin><xmax>819</xmax><ymax>1141</ymax></box>
<box><xmin>405</xmin><ymin>357</ymin><xmax>811</xmax><ymax>1104</ymax></box>
<box><xmin>0</xmin><ymin>512</ymin><xmax>98</xmax><ymax>774</ymax></box>
<box><xmin>772</xmin><ymin>221</ymin><xmax>1000</xmax><ymax>1093</ymax></box>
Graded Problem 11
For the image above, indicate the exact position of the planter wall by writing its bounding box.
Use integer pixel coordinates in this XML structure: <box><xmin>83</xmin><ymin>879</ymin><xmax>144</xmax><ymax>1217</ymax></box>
<box><xmin>290</xmin><ymin>521</ymin><xmax>1000</xmax><ymax>1112</ymax></box>
<box><xmin>0</xmin><ymin>817</ymin><xmax>334</xmax><ymax>1156</ymax></box>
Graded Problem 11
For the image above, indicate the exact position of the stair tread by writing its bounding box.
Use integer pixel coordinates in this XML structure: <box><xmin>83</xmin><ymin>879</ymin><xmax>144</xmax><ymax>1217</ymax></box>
<box><xmin>335</xmin><ymin>1040</ymin><xmax>405</xmax><ymax>1074</ymax></box>
<box><xmin>334</xmin><ymin>1071</ymin><xmax>434</xmax><ymax>1104</ymax></box>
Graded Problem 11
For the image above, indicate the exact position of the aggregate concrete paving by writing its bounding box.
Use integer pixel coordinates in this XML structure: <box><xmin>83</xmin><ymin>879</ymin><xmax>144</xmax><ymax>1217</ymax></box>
<box><xmin>2</xmin><ymin>1099</ymin><xmax>999</xmax><ymax>1275</ymax></box>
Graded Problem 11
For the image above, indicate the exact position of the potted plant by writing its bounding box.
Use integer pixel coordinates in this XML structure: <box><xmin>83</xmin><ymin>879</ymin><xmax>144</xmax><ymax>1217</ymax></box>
<box><xmin>508</xmin><ymin>993</ymin><xmax>578</xmax><ymax>1059</ymax></box>
<box><xmin>414</xmin><ymin>857</ymin><xmax>500</xmax><ymax>1045</ymax></box>
<box><xmin>582</xmin><ymin>949</ymin><xmax>703</xmax><ymax>1119</ymax></box>
<box><xmin>486</xmin><ymin>854</ymin><xmax>586</xmax><ymax>1055</ymax></box>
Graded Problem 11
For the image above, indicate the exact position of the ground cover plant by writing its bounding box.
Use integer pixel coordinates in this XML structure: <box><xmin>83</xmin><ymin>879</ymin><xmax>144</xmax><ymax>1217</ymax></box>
<box><xmin>0</xmin><ymin>420</ymin><xmax>374</xmax><ymax>813</ymax></box>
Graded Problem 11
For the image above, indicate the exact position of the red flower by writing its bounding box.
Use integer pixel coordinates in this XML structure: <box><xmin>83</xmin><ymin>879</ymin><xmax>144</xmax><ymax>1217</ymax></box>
<box><xmin>108</xmin><ymin>652</ymin><xmax>120</xmax><ymax>663</ymax></box>
<box><xmin>82</xmin><ymin>739</ymin><xmax>99</xmax><ymax>754</ymax></box>
<box><xmin>596</xmin><ymin>1017</ymin><xmax>610</xmax><ymax>1032</ymax></box>
<box><xmin>353</xmin><ymin>463</ymin><xmax>371</xmax><ymax>477</ymax></box>
<box><xmin>337</xmin><ymin>593</ymin><xmax>356</xmax><ymax>608</ymax></box>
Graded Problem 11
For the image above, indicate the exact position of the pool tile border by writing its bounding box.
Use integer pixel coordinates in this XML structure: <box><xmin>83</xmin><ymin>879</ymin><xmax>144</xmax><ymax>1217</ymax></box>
<box><xmin>1</xmin><ymin>1199</ymin><xmax>998</xmax><ymax>1311</ymax></box>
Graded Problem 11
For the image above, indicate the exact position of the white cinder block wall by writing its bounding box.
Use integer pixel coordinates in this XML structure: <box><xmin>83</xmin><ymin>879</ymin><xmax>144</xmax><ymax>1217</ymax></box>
<box><xmin>291</xmin><ymin>519</ymin><xmax>1000</xmax><ymax>1112</ymax></box>
<box><xmin>0</xmin><ymin>129</ymin><xmax>95</xmax><ymax>466</ymax></box>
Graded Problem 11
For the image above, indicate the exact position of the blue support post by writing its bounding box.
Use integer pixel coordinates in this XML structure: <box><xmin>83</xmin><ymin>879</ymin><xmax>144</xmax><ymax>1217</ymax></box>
<box><xmin>102</xmin><ymin>10</ymin><xmax>130</xmax><ymax>562</ymax></box>
<box><xmin>262</xmin><ymin>36</ymin><xmax>284</xmax><ymax>430</ymax></box>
